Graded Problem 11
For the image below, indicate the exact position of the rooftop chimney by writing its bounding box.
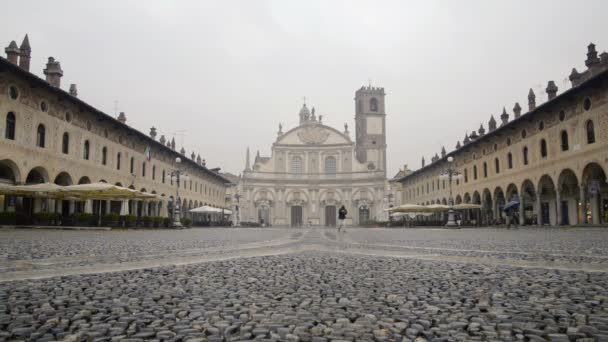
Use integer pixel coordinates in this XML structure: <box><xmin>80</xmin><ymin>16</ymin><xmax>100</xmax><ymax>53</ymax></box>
<box><xmin>5</xmin><ymin>41</ymin><xmax>20</xmax><ymax>65</ymax></box>
<box><xmin>117</xmin><ymin>112</ymin><xmax>127</xmax><ymax>124</ymax></box>
<box><xmin>488</xmin><ymin>115</ymin><xmax>497</xmax><ymax>132</ymax></box>
<box><xmin>149</xmin><ymin>127</ymin><xmax>157</xmax><ymax>140</ymax></box>
<box><xmin>528</xmin><ymin>88</ymin><xmax>536</xmax><ymax>111</ymax></box>
<box><xmin>69</xmin><ymin>84</ymin><xmax>78</xmax><ymax>97</ymax></box>
<box><xmin>18</xmin><ymin>34</ymin><xmax>31</xmax><ymax>71</ymax></box>
<box><xmin>500</xmin><ymin>107</ymin><xmax>509</xmax><ymax>126</ymax></box>
<box><xmin>513</xmin><ymin>102</ymin><xmax>522</xmax><ymax>118</ymax></box>
<box><xmin>43</xmin><ymin>57</ymin><xmax>63</xmax><ymax>88</ymax></box>
<box><xmin>546</xmin><ymin>81</ymin><xmax>558</xmax><ymax>100</ymax></box>
<box><xmin>586</xmin><ymin>43</ymin><xmax>600</xmax><ymax>68</ymax></box>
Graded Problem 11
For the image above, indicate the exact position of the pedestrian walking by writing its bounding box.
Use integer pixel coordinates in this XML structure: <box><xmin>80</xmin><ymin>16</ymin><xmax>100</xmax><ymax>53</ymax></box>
<box><xmin>338</xmin><ymin>205</ymin><xmax>347</xmax><ymax>232</ymax></box>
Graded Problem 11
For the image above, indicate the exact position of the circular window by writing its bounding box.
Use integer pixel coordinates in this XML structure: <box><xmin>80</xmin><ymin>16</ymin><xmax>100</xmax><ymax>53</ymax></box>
<box><xmin>583</xmin><ymin>97</ymin><xmax>591</xmax><ymax>111</ymax></box>
<box><xmin>506</xmin><ymin>137</ymin><xmax>511</xmax><ymax>146</ymax></box>
<box><xmin>40</xmin><ymin>100</ymin><xmax>48</xmax><ymax>112</ymax></box>
<box><xmin>558</xmin><ymin>110</ymin><xmax>565</xmax><ymax>121</ymax></box>
<box><xmin>538</xmin><ymin>121</ymin><xmax>544</xmax><ymax>131</ymax></box>
<box><xmin>65</xmin><ymin>111</ymin><xmax>72</xmax><ymax>122</ymax></box>
<box><xmin>86</xmin><ymin>121</ymin><xmax>92</xmax><ymax>131</ymax></box>
<box><xmin>104</xmin><ymin>129</ymin><xmax>108</xmax><ymax>138</ymax></box>
<box><xmin>8</xmin><ymin>85</ymin><xmax>19</xmax><ymax>100</ymax></box>
<box><xmin>493</xmin><ymin>143</ymin><xmax>498</xmax><ymax>152</ymax></box>
<box><xmin>521</xmin><ymin>129</ymin><xmax>527</xmax><ymax>139</ymax></box>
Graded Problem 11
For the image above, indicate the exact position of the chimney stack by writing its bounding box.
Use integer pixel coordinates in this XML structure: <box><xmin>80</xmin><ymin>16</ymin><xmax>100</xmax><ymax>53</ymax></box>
<box><xmin>513</xmin><ymin>102</ymin><xmax>522</xmax><ymax>118</ymax></box>
<box><xmin>528</xmin><ymin>88</ymin><xmax>536</xmax><ymax>111</ymax></box>
<box><xmin>500</xmin><ymin>107</ymin><xmax>509</xmax><ymax>126</ymax></box>
<box><xmin>118</xmin><ymin>112</ymin><xmax>127</xmax><ymax>124</ymax></box>
<box><xmin>69</xmin><ymin>84</ymin><xmax>78</xmax><ymax>97</ymax></box>
<box><xmin>546</xmin><ymin>81</ymin><xmax>558</xmax><ymax>100</ymax></box>
<box><xmin>18</xmin><ymin>34</ymin><xmax>31</xmax><ymax>71</ymax></box>
<box><xmin>43</xmin><ymin>57</ymin><xmax>63</xmax><ymax>88</ymax></box>
<box><xmin>5</xmin><ymin>41</ymin><xmax>20</xmax><ymax>64</ymax></box>
<box><xmin>488</xmin><ymin>115</ymin><xmax>497</xmax><ymax>132</ymax></box>
<box><xmin>149</xmin><ymin>127</ymin><xmax>157</xmax><ymax>140</ymax></box>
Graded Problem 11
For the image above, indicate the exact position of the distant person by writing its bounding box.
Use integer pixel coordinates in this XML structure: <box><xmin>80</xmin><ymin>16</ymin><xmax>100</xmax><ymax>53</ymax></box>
<box><xmin>338</xmin><ymin>205</ymin><xmax>347</xmax><ymax>232</ymax></box>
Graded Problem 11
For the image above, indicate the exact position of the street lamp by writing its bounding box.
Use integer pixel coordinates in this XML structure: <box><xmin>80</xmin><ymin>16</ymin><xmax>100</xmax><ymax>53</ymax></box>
<box><xmin>170</xmin><ymin>157</ymin><xmax>190</xmax><ymax>228</ymax></box>
<box><xmin>234</xmin><ymin>191</ymin><xmax>241</xmax><ymax>227</ymax></box>
<box><xmin>439</xmin><ymin>156</ymin><xmax>463</xmax><ymax>228</ymax></box>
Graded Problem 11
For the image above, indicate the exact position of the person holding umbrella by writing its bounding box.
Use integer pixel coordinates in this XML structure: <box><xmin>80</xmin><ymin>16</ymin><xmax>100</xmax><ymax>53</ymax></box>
<box><xmin>503</xmin><ymin>199</ymin><xmax>520</xmax><ymax>229</ymax></box>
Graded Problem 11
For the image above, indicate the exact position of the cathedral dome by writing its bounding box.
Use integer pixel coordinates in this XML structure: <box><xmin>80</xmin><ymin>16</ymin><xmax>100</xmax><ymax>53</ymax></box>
<box><xmin>298</xmin><ymin>104</ymin><xmax>311</xmax><ymax>124</ymax></box>
<box><xmin>299</xmin><ymin>104</ymin><xmax>310</xmax><ymax>116</ymax></box>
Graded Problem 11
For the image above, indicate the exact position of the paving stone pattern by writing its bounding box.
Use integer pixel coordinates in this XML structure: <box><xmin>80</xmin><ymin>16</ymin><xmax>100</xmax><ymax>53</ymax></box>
<box><xmin>0</xmin><ymin>227</ymin><xmax>608</xmax><ymax>341</ymax></box>
<box><xmin>1</xmin><ymin>252</ymin><xmax>608</xmax><ymax>341</ymax></box>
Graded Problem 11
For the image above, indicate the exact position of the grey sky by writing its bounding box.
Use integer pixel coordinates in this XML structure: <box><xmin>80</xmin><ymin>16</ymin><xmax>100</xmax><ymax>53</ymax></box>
<box><xmin>3</xmin><ymin>1</ymin><xmax>607</xmax><ymax>176</ymax></box>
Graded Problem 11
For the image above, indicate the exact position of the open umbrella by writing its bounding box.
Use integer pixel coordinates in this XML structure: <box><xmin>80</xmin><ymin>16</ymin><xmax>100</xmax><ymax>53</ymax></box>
<box><xmin>453</xmin><ymin>203</ymin><xmax>483</xmax><ymax>210</ymax></box>
<box><xmin>390</xmin><ymin>203</ymin><xmax>428</xmax><ymax>213</ymax></box>
<box><xmin>503</xmin><ymin>200</ymin><xmax>519</xmax><ymax>211</ymax></box>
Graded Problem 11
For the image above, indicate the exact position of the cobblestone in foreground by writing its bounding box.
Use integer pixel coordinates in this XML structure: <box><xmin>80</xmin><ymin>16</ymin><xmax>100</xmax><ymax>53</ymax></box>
<box><xmin>1</xmin><ymin>252</ymin><xmax>607</xmax><ymax>342</ymax></box>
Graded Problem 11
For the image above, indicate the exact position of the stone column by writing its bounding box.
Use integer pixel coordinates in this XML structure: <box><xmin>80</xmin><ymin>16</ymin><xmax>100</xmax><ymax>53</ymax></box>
<box><xmin>160</xmin><ymin>200</ymin><xmax>167</xmax><ymax>217</ymax></box>
<box><xmin>580</xmin><ymin>185</ymin><xmax>587</xmax><ymax>224</ymax></box>
<box><xmin>120</xmin><ymin>200</ymin><xmax>129</xmax><ymax>216</ymax></box>
<box><xmin>84</xmin><ymin>200</ymin><xmax>93</xmax><ymax>214</ymax></box>
<box><xmin>591</xmin><ymin>194</ymin><xmax>600</xmax><ymax>224</ymax></box>
<box><xmin>519</xmin><ymin>197</ymin><xmax>525</xmax><ymax>226</ymax></box>
<box><xmin>556</xmin><ymin>190</ymin><xmax>562</xmax><ymax>226</ymax></box>
<box><xmin>106</xmin><ymin>200</ymin><xmax>111</xmax><ymax>215</ymax></box>
<box><xmin>536</xmin><ymin>194</ymin><xmax>542</xmax><ymax>226</ymax></box>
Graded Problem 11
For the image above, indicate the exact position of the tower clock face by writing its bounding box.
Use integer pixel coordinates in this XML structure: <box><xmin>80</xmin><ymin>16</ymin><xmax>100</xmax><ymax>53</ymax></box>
<box><xmin>366</xmin><ymin>117</ymin><xmax>383</xmax><ymax>134</ymax></box>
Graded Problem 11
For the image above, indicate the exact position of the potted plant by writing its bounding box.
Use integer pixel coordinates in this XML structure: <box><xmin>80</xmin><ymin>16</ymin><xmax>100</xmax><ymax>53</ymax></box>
<box><xmin>180</xmin><ymin>217</ymin><xmax>192</xmax><ymax>228</ymax></box>
<box><xmin>73</xmin><ymin>213</ymin><xmax>94</xmax><ymax>226</ymax></box>
<box><xmin>122</xmin><ymin>215</ymin><xmax>137</xmax><ymax>228</ymax></box>
<box><xmin>33</xmin><ymin>212</ymin><xmax>59</xmax><ymax>226</ymax></box>
<box><xmin>152</xmin><ymin>216</ymin><xmax>163</xmax><ymax>228</ymax></box>
<box><xmin>102</xmin><ymin>213</ymin><xmax>120</xmax><ymax>228</ymax></box>
<box><xmin>142</xmin><ymin>216</ymin><xmax>152</xmax><ymax>228</ymax></box>
<box><xmin>0</xmin><ymin>211</ymin><xmax>17</xmax><ymax>225</ymax></box>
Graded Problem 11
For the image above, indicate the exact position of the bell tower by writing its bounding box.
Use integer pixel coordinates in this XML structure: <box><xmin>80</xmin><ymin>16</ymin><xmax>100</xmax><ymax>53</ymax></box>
<box><xmin>354</xmin><ymin>85</ymin><xmax>387</xmax><ymax>175</ymax></box>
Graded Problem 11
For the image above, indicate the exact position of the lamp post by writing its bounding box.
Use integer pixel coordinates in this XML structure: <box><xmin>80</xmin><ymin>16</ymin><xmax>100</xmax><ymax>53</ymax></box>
<box><xmin>439</xmin><ymin>156</ymin><xmax>462</xmax><ymax>228</ymax></box>
<box><xmin>234</xmin><ymin>192</ymin><xmax>241</xmax><ymax>227</ymax></box>
<box><xmin>170</xmin><ymin>157</ymin><xmax>190</xmax><ymax>228</ymax></box>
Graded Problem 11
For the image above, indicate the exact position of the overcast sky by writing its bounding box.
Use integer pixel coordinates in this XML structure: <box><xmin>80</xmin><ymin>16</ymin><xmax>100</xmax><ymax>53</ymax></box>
<box><xmin>4</xmin><ymin>1</ymin><xmax>607</xmax><ymax>176</ymax></box>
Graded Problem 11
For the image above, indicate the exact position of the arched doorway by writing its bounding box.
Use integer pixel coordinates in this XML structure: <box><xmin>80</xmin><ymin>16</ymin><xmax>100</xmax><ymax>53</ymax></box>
<box><xmin>22</xmin><ymin>167</ymin><xmax>49</xmax><ymax>221</ymax></box>
<box><xmin>76</xmin><ymin>176</ymin><xmax>91</xmax><ymax>214</ymax></box>
<box><xmin>325</xmin><ymin>205</ymin><xmax>337</xmax><ymax>227</ymax></box>
<box><xmin>494</xmin><ymin>187</ymin><xmax>506</xmax><ymax>223</ymax></box>
<box><xmin>538</xmin><ymin>175</ymin><xmax>557</xmax><ymax>225</ymax></box>
<box><xmin>0</xmin><ymin>159</ymin><xmax>20</xmax><ymax>213</ymax></box>
<box><xmin>290</xmin><ymin>206</ymin><xmax>303</xmax><ymax>227</ymax></box>
<box><xmin>358</xmin><ymin>206</ymin><xmax>370</xmax><ymax>224</ymax></box>
<box><xmin>482</xmin><ymin>188</ymin><xmax>493</xmax><ymax>225</ymax></box>
<box><xmin>520</xmin><ymin>180</ymin><xmax>536</xmax><ymax>225</ymax></box>
<box><xmin>557</xmin><ymin>169</ymin><xmax>579</xmax><ymax>225</ymax></box>
<box><xmin>581</xmin><ymin>163</ymin><xmax>607</xmax><ymax>225</ymax></box>
<box><xmin>54</xmin><ymin>172</ymin><xmax>73</xmax><ymax>219</ymax></box>
<box><xmin>258</xmin><ymin>205</ymin><xmax>270</xmax><ymax>226</ymax></box>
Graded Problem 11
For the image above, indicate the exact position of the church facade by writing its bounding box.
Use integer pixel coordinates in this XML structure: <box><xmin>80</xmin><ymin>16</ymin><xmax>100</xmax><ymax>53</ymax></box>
<box><xmin>240</xmin><ymin>86</ymin><xmax>388</xmax><ymax>227</ymax></box>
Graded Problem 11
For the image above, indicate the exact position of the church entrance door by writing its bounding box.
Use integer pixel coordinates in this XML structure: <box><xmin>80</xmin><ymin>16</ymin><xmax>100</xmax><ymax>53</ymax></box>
<box><xmin>291</xmin><ymin>206</ymin><xmax>303</xmax><ymax>227</ymax></box>
<box><xmin>358</xmin><ymin>207</ymin><xmax>370</xmax><ymax>225</ymax></box>
<box><xmin>325</xmin><ymin>206</ymin><xmax>336</xmax><ymax>226</ymax></box>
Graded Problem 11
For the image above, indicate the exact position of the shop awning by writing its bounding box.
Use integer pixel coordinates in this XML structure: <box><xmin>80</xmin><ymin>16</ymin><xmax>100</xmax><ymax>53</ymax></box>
<box><xmin>0</xmin><ymin>182</ymin><xmax>157</xmax><ymax>200</ymax></box>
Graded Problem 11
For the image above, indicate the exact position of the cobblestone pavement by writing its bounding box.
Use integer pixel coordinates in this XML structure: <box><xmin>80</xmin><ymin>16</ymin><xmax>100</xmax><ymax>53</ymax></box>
<box><xmin>1</xmin><ymin>227</ymin><xmax>607</xmax><ymax>341</ymax></box>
